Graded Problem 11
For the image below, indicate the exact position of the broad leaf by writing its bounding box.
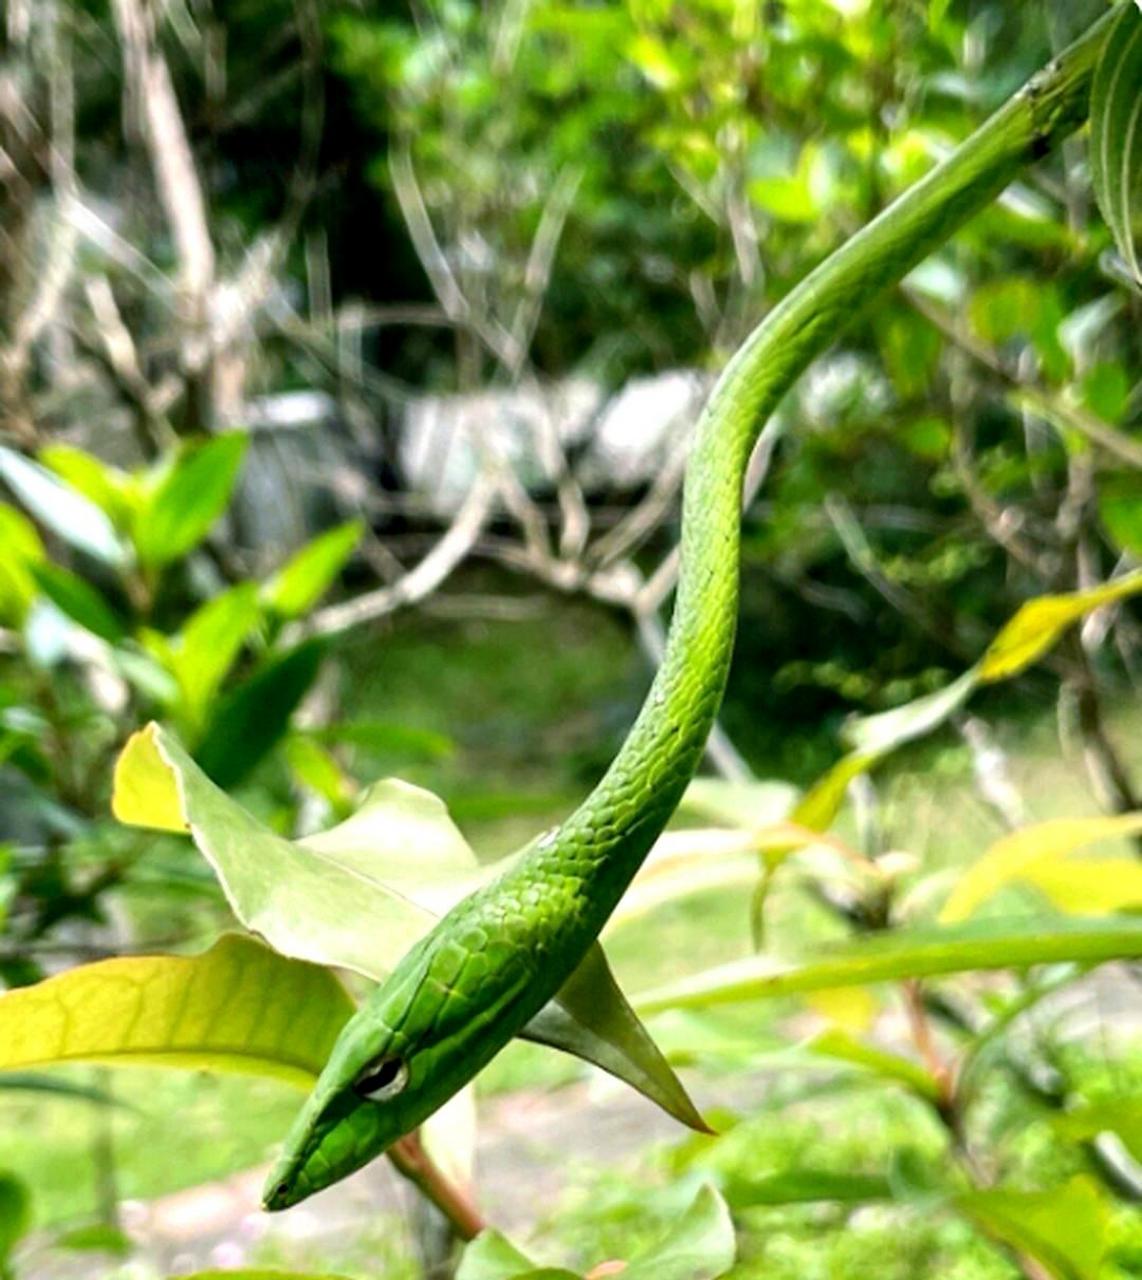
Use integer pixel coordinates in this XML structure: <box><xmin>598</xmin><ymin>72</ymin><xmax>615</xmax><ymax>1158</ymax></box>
<box><xmin>262</xmin><ymin>521</ymin><xmax>364</xmax><ymax>619</ymax></box>
<box><xmin>619</xmin><ymin>1184</ymin><xmax>735</xmax><ymax>1280</ymax></box>
<box><xmin>30</xmin><ymin>563</ymin><xmax>126</xmax><ymax>644</ymax></box>
<box><xmin>1054</xmin><ymin>1099</ymin><xmax>1142</xmax><ymax>1162</ymax></box>
<box><xmin>113</xmin><ymin>725</ymin><xmax>709</xmax><ymax>1129</ymax></box>
<box><xmin>958</xmin><ymin>1177</ymin><xmax>1110</xmax><ymax>1280</ymax></box>
<box><xmin>725</xmin><ymin>1168</ymin><xmax>891</xmax><ymax>1208</ymax></box>
<box><xmin>195</xmin><ymin>639</ymin><xmax>327</xmax><ymax>787</ymax></box>
<box><xmin>805</xmin><ymin>1027</ymin><xmax>940</xmax><ymax>1100</ymax></box>
<box><xmin>177</xmin><ymin>1272</ymin><xmax>355</xmax><ymax>1279</ymax></box>
<box><xmin>520</xmin><ymin>944</ymin><xmax>710</xmax><ymax>1133</ymax></box>
<box><xmin>978</xmin><ymin>572</ymin><xmax>1142</xmax><ymax>682</ymax></box>
<box><xmin>0</xmin><ymin>504</ymin><xmax>44</xmax><ymax>625</ymax></box>
<box><xmin>0</xmin><ymin>934</ymin><xmax>352</xmax><ymax>1088</ymax></box>
<box><xmin>635</xmin><ymin>916</ymin><xmax>1142</xmax><ymax>1014</ymax></box>
<box><xmin>456</xmin><ymin>1186</ymin><xmax>734</xmax><ymax>1280</ymax></box>
<box><xmin>940</xmin><ymin>813</ymin><xmax>1142</xmax><ymax>921</ymax></box>
<box><xmin>134</xmin><ymin>435</ymin><xmax>248</xmax><ymax>567</ymax></box>
<box><xmin>842</xmin><ymin>668</ymin><xmax>978</xmax><ymax>755</ymax></box>
<box><xmin>0</xmin><ymin>1172</ymin><xmax>31</xmax><ymax>1270</ymax></box>
<box><xmin>0</xmin><ymin>1072</ymin><xmax>125</xmax><ymax>1107</ymax></box>
<box><xmin>39</xmin><ymin>445</ymin><xmax>133</xmax><ymax>524</ymax></box>
<box><xmin>157</xmin><ymin>584</ymin><xmax>262</xmax><ymax>733</ymax></box>
<box><xmin>1090</xmin><ymin>2</ymin><xmax>1142</xmax><ymax>280</ymax></box>
<box><xmin>0</xmin><ymin>446</ymin><xmax>128</xmax><ymax>567</ymax></box>
<box><xmin>113</xmin><ymin>723</ymin><xmax>477</xmax><ymax>978</ymax></box>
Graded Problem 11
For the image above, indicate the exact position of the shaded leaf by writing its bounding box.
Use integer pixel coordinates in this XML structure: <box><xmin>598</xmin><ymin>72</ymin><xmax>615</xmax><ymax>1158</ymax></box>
<box><xmin>134</xmin><ymin>435</ymin><xmax>248</xmax><ymax>567</ymax></box>
<box><xmin>958</xmin><ymin>1177</ymin><xmax>1109</xmax><ymax>1279</ymax></box>
<box><xmin>315</xmin><ymin>719</ymin><xmax>454</xmax><ymax>761</ymax></box>
<box><xmin>0</xmin><ymin>1172</ymin><xmax>30</xmax><ymax>1268</ymax></box>
<box><xmin>53</xmin><ymin>1223</ymin><xmax>132</xmax><ymax>1256</ymax></box>
<box><xmin>726</xmin><ymin>1168</ymin><xmax>891</xmax><ymax>1208</ymax></box>
<box><xmin>30</xmin><ymin>563</ymin><xmax>126</xmax><ymax>644</ymax></box>
<box><xmin>457</xmin><ymin>1230</ymin><xmax>577</xmax><ymax>1280</ymax></box>
<box><xmin>805</xmin><ymin>1027</ymin><xmax>940</xmax><ymax>1100</ymax></box>
<box><xmin>635</xmin><ymin>916</ymin><xmax>1142</xmax><ymax>1014</ymax></box>
<box><xmin>0</xmin><ymin>504</ymin><xmax>44</xmax><ymax>625</ymax></box>
<box><xmin>0</xmin><ymin>934</ymin><xmax>352</xmax><ymax>1088</ymax></box>
<box><xmin>0</xmin><ymin>1072</ymin><xmax>126</xmax><ymax>1108</ymax></box>
<box><xmin>262</xmin><ymin>521</ymin><xmax>364</xmax><ymax>619</ymax></box>
<box><xmin>177</xmin><ymin>1272</ymin><xmax>356</xmax><ymax>1280</ymax></box>
<box><xmin>940</xmin><ymin>812</ymin><xmax>1142</xmax><ymax>921</ymax></box>
<box><xmin>520</xmin><ymin>944</ymin><xmax>710</xmax><ymax>1133</ymax></box>
<box><xmin>842</xmin><ymin>668</ymin><xmax>978</xmax><ymax>755</ymax></box>
<box><xmin>1090</xmin><ymin>2</ymin><xmax>1142</xmax><ymax>280</ymax></box>
<box><xmin>1054</xmin><ymin>1099</ymin><xmax>1142</xmax><ymax>1162</ymax></box>
<box><xmin>194</xmin><ymin>639</ymin><xmax>327</xmax><ymax>787</ymax></box>
<box><xmin>0</xmin><ymin>446</ymin><xmax>128</xmax><ymax>567</ymax></box>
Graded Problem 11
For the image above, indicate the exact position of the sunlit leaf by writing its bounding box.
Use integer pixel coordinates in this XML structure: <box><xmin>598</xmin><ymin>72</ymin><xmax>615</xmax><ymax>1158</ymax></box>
<box><xmin>113</xmin><ymin>723</ymin><xmax>478</xmax><ymax>979</ymax></box>
<box><xmin>635</xmin><ymin>916</ymin><xmax>1142</xmax><ymax>1014</ymax></box>
<box><xmin>0</xmin><ymin>934</ymin><xmax>352</xmax><ymax>1088</ymax></box>
<box><xmin>842</xmin><ymin>668</ymin><xmax>979</xmax><ymax>755</ymax></box>
<box><xmin>457</xmin><ymin>1230</ymin><xmax>577</xmax><ymax>1280</ymax></box>
<box><xmin>792</xmin><ymin>752</ymin><xmax>881</xmax><ymax>832</ymax></box>
<box><xmin>940</xmin><ymin>812</ymin><xmax>1142</xmax><ymax>922</ymax></box>
<box><xmin>958</xmin><ymin>1176</ymin><xmax>1110</xmax><ymax>1279</ymax></box>
<box><xmin>261</xmin><ymin>521</ymin><xmax>364</xmax><ymax>619</ymax></box>
<box><xmin>161</xmin><ymin>584</ymin><xmax>262</xmax><ymax>733</ymax></box>
<box><xmin>39</xmin><ymin>445</ymin><xmax>134</xmax><ymax>526</ymax></box>
<box><xmin>1090</xmin><ymin>2</ymin><xmax>1142</xmax><ymax>280</ymax></box>
<box><xmin>0</xmin><ymin>446</ymin><xmax>128</xmax><ymax>567</ymax></box>
<box><xmin>0</xmin><ymin>504</ymin><xmax>44</xmax><ymax>625</ymax></box>
<box><xmin>134</xmin><ymin>434</ymin><xmax>248</xmax><ymax>567</ymax></box>
<box><xmin>978</xmin><ymin>572</ymin><xmax>1142</xmax><ymax>682</ymax></box>
<box><xmin>1054</xmin><ymin>1099</ymin><xmax>1142</xmax><ymax>1162</ymax></box>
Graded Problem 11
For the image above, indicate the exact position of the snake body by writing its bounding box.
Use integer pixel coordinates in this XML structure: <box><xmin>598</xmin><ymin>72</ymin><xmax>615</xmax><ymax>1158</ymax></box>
<box><xmin>264</xmin><ymin>14</ymin><xmax>1112</xmax><ymax>1210</ymax></box>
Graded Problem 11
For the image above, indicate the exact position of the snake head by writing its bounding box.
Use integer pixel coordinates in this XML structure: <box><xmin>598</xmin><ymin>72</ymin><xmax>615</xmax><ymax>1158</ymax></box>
<box><xmin>263</xmin><ymin>919</ymin><xmax>532</xmax><ymax>1210</ymax></box>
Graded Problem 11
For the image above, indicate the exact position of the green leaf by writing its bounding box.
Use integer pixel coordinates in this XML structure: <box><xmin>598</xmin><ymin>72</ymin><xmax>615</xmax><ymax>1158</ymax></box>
<box><xmin>134</xmin><ymin>434</ymin><xmax>248</xmax><ymax>568</ymax></box>
<box><xmin>978</xmin><ymin>572</ymin><xmax>1142</xmax><ymax>682</ymax></box>
<box><xmin>792</xmin><ymin>751</ymin><xmax>881</xmax><ymax>832</ymax></box>
<box><xmin>0</xmin><ymin>446</ymin><xmax>128</xmax><ymax>567</ymax></box>
<box><xmin>39</xmin><ymin>445</ymin><xmax>134</xmax><ymax>526</ymax></box>
<box><xmin>635</xmin><ymin>916</ymin><xmax>1142</xmax><ymax>1014</ymax></box>
<box><xmin>0</xmin><ymin>504</ymin><xmax>44</xmax><ymax>625</ymax></box>
<box><xmin>457</xmin><ymin>1230</ymin><xmax>578</xmax><ymax>1280</ymax></box>
<box><xmin>0</xmin><ymin>1071</ymin><xmax>125</xmax><ymax>1107</ymax></box>
<box><xmin>0</xmin><ymin>1172</ymin><xmax>31</xmax><ymax>1268</ymax></box>
<box><xmin>456</xmin><ymin>1187</ymin><xmax>734</xmax><ymax>1280</ymax></box>
<box><xmin>842</xmin><ymin>667</ymin><xmax>979</xmax><ymax>755</ymax></box>
<box><xmin>1099</xmin><ymin>475</ymin><xmax>1142</xmax><ymax>557</ymax></box>
<box><xmin>53</xmin><ymin>1223</ymin><xmax>132</xmax><ymax>1255</ymax></box>
<box><xmin>30</xmin><ymin>563</ymin><xmax>126</xmax><ymax>644</ymax></box>
<box><xmin>261</xmin><ymin>521</ymin><xmax>364</xmax><ymax>619</ymax></box>
<box><xmin>805</xmin><ymin>1027</ymin><xmax>940</xmax><ymax>1101</ymax></box>
<box><xmin>0</xmin><ymin>934</ymin><xmax>352</xmax><ymax>1088</ymax></box>
<box><xmin>941</xmin><ymin>812</ymin><xmax>1142</xmax><ymax>921</ymax></box>
<box><xmin>725</xmin><ymin>1168</ymin><xmax>891</xmax><ymax>1208</ymax></box>
<box><xmin>1090</xmin><ymin>2</ymin><xmax>1142</xmax><ymax>281</ymax></box>
<box><xmin>520</xmin><ymin>944</ymin><xmax>710</xmax><ymax>1134</ymax></box>
<box><xmin>283</xmin><ymin>734</ymin><xmax>355</xmax><ymax>812</ymax></box>
<box><xmin>619</xmin><ymin>1184</ymin><xmax>735</xmax><ymax>1280</ymax></box>
<box><xmin>315</xmin><ymin>719</ymin><xmax>455</xmax><ymax>761</ymax></box>
<box><xmin>176</xmin><ymin>1272</ymin><xmax>356</xmax><ymax>1279</ymax></box>
<box><xmin>958</xmin><ymin>1176</ymin><xmax>1110</xmax><ymax>1279</ymax></box>
<box><xmin>113</xmin><ymin>722</ymin><xmax>479</xmax><ymax>979</ymax></box>
<box><xmin>1054</xmin><ymin>1099</ymin><xmax>1142</xmax><ymax>1162</ymax></box>
<box><xmin>194</xmin><ymin>639</ymin><xmax>327</xmax><ymax>787</ymax></box>
<box><xmin>160</xmin><ymin>584</ymin><xmax>262</xmax><ymax>734</ymax></box>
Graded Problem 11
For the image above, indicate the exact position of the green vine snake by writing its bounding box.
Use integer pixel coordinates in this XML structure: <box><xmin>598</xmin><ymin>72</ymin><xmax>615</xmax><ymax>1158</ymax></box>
<box><xmin>264</xmin><ymin>11</ymin><xmax>1114</xmax><ymax>1210</ymax></box>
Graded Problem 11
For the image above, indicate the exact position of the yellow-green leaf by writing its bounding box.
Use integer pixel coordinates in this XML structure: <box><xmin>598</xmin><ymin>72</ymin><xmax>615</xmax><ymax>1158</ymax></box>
<box><xmin>958</xmin><ymin>1177</ymin><xmax>1110</xmax><ymax>1280</ymax></box>
<box><xmin>0</xmin><ymin>934</ymin><xmax>353</xmax><ymax>1088</ymax></box>
<box><xmin>261</xmin><ymin>521</ymin><xmax>364</xmax><ymax>620</ymax></box>
<box><xmin>978</xmin><ymin>572</ymin><xmax>1142</xmax><ymax>682</ymax></box>
<box><xmin>940</xmin><ymin>813</ymin><xmax>1142</xmax><ymax>922</ymax></box>
<box><xmin>635</xmin><ymin>916</ymin><xmax>1142</xmax><ymax>1014</ymax></box>
<box><xmin>792</xmin><ymin>751</ymin><xmax>881</xmax><ymax>832</ymax></box>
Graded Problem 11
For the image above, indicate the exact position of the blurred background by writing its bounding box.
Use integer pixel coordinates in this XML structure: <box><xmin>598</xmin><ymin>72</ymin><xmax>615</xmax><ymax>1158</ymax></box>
<box><xmin>1</xmin><ymin>0</ymin><xmax>1142</xmax><ymax>1276</ymax></box>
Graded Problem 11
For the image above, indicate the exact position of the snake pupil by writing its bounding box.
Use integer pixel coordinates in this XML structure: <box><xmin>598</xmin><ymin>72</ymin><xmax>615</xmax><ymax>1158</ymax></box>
<box><xmin>354</xmin><ymin>1056</ymin><xmax>408</xmax><ymax>1099</ymax></box>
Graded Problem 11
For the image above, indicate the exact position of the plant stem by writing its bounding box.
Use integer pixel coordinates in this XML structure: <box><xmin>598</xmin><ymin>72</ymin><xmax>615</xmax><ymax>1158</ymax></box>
<box><xmin>388</xmin><ymin>1131</ymin><xmax>485</xmax><ymax>1244</ymax></box>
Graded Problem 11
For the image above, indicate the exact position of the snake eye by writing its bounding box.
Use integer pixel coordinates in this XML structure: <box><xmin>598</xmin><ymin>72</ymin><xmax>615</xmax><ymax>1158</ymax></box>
<box><xmin>353</xmin><ymin>1056</ymin><xmax>408</xmax><ymax>1101</ymax></box>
